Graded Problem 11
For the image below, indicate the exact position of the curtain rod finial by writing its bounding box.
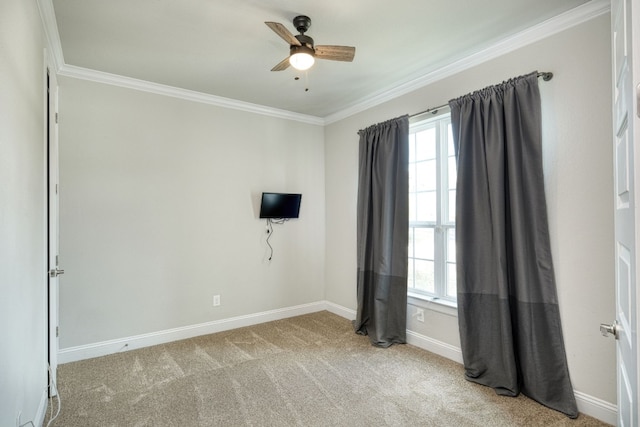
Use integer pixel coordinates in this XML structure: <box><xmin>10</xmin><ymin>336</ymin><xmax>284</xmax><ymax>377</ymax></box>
<box><xmin>540</xmin><ymin>72</ymin><xmax>553</xmax><ymax>81</ymax></box>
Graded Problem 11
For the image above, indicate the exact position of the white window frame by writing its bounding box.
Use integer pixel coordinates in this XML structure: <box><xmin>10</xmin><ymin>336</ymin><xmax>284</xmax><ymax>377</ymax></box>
<box><xmin>408</xmin><ymin>112</ymin><xmax>457</xmax><ymax>312</ymax></box>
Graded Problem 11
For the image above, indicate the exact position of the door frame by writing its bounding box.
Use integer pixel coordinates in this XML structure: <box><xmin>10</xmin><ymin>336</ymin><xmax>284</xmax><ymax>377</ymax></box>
<box><xmin>45</xmin><ymin>52</ymin><xmax>60</xmax><ymax>396</ymax></box>
<box><xmin>633</xmin><ymin>3</ymin><xmax>640</xmax><ymax>424</ymax></box>
<box><xmin>611</xmin><ymin>0</ymin><xmax>640</xmax><ymax>424</ymax></box>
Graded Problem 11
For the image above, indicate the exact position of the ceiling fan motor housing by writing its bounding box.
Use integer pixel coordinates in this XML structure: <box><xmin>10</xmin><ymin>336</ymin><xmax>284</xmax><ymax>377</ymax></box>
<box><xmin>294</xmin><ymin>34</ymin><xmax>314</xmax><ymax>50</ymax></box>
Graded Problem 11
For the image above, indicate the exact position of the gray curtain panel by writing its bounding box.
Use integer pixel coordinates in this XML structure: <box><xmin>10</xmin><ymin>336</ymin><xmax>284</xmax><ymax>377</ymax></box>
<box><xmin>354</xmin><ymin>115</ymin><xmax>409</xmax><ymax>348</ymax></box>
<box><xmin>449</xmin><ymin>72</ymin><xmax>578</xmax><ymax>418</ymax></box>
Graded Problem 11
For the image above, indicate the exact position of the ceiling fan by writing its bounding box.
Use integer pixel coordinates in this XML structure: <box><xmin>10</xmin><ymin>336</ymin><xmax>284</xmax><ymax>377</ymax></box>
<box><xmin>265</xmin><ymin>15</ymin><xmax>355</xmax><ymax>72</ymax></box>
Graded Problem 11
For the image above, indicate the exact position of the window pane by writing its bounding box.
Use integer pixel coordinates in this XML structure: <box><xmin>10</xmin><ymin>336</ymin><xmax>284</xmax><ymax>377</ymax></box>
<box><xmin>409</xmin><ymin>194</ymin><xmax>416</xmax><ymax>222</ymax></box>
<box><xmin>446</xmin><ymin>263</ymin><xmax>457</xmax><ymax>297</ymax></box>
<box><xmin>408</xmin><ymin>228</ymin><xmax>414</xmax><ymax>257</ymax></box>
<box><xmin>447</xmin><ymin>228</ymin><xmax>456</xmax><ymax>262</ymax></box>
<box><xmin>416</xmin><ymin>191</ymin><xmax>436</xmax><ymax>221</ymax></box>
<box><xmin>448</xmin><ymin>124</ymin><xmax>454</xmax><ymax>154</ymax></box>
<box><xmin>408</xmin><ymin>258</ymin><xmax>415</xmax><ymax>289</ymax></box>
<box><xmin>416</xmin><ymin>160</ymin><xmax>436</xmax><ymax>191</ymax></box>
<box><xmin>409</xmin><ymin>163</ymin><xmax>416</xmax><ymax>192</ymax></box>
<box><xmin>448</xmin><ymin>156</ymin><xmax>457</xmax><ymax>188</ymax></box>
<box><xmin>414</xmin><ymin>227</ymin><xmax>434</xmax><ymax>260</ymax></box>
<box><xmin>448</xmin><ymin>190</ymin><xmax>456</xmax><ymax>223</ymax></box>
<box><xmin>409</xmin><ymin>133</ymin><xmax>416</xmax><ymax>162</ymax></box>
<box><xmin>415</xmin><ymin>128</ymin><xmax>436</xmax><ymax>160</ymax></box>
<box><xmin>414</xmin><ymin>259</ymin><xmax>434</xmax><ymax>293</ymax></box>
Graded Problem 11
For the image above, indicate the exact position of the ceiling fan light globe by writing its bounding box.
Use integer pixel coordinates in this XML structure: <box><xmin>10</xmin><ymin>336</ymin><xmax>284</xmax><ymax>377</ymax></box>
<box><xmin>290</xmin><ymin>52</ymin><xmax>314</xmax><ymax>70</ymax></box>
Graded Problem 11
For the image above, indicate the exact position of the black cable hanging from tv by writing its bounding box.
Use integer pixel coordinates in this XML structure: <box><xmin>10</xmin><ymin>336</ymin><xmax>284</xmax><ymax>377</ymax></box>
<box><xmin>265</xmin><ymin>218</ymin><xmax>287</xmax><ymax>261</ymax></box>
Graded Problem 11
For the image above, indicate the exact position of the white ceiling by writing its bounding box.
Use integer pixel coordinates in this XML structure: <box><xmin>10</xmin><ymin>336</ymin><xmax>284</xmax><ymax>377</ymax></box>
<box><xmin>50</xmin><ymin>0</ymin><xmax>595</xmax><ymax>119</ymax></box>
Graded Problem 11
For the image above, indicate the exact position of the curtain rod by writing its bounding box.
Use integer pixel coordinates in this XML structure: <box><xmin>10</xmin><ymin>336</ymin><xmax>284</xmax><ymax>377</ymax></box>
<box><xmin>410</xmin><ymin>71</ymin><xmax>553</xmax><ymax>118</ymax></box>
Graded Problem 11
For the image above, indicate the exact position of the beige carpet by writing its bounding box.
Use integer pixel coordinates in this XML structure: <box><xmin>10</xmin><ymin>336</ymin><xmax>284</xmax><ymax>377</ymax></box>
<box><xmin>47</xmin><ymin>311</ymin><xmax>610</xmax><ymax>426</ymax></box>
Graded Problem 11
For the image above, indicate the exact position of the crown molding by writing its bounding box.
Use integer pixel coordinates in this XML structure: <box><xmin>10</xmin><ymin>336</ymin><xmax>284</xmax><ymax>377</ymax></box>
<box><xmin>323</xmin><ymin>0</ymin><xmax>610</xmax><ymax>125</ymax></box>
<box><xmin>38</xmin><ymin>2</ymin><xmax>323</xmax><ymax>125</ymax></box>
<box><xmin>36</xmin><ymin>0</ymin><xmax>65</xmax><ymax>71</ymax></box>
<box><xmin>58</xmin><ymin>64</ymin><xmax>325</xmax><ymax>126</ymax></box>
<box><xmin>41</xmin><ymin>0</ymin><xmax>608</xmax><ymax>127</ymax></box>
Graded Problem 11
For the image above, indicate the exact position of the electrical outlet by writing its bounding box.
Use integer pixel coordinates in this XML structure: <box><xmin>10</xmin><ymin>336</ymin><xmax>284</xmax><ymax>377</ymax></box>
<box><xmin>213</xmin><ymin>295</ymin><xmax>220</xmax><ymax>307</ymax></box>
<box><xmin>416</xmin><ymin>308</ymin><xmax>425</xmax><ymax>322</ymax></box>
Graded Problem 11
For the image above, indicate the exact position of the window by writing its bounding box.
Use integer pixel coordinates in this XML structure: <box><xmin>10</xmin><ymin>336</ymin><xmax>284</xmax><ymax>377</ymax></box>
<box><xmin>408</xmin><ymin>113</ymin><xmax>456</xmax><ymax>303</ymax></box>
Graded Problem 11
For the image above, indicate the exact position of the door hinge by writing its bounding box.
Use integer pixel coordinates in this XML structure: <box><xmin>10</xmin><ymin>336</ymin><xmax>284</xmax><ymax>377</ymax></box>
<box><xmin>55</xmin><ymin>255</ymin><xmax>58</xmax><ymax>265</ymax></box>
<box><xmin>55</xmin><ymin>112</ymin><xmax>58</xmax><ymax>124</ymax></box>
<box><xmin>56</xmin><ymin>326</ymin><xmax>59</xmax><ymax>337</ymax></box>
<box><xmin>56</xmin><ymin>184</ymin><xmax>58</xmax><ymax>194</ymax></box>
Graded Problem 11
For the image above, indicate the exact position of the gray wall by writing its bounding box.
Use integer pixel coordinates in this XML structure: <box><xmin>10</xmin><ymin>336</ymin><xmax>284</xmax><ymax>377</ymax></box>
<box><xmin>0</xmin><ymin>0</ymin><xmax>49</xmax><ymax>425</ymax></box>
<box><xmin>57</xmin><ymin>78</ymin><xmax>326</xmax><ymax>347</ymax></box>
<box><xmin>324</xmin><ymin>14</ymin><xmax>616</xmax><ymax>404</ymax></box>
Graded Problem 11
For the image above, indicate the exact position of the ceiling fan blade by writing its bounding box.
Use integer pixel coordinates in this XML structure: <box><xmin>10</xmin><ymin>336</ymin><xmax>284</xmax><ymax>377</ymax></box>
<box><xmin>265</xmin><ymin>22</ymin><xmax>301</xmax><ymax>46</ymax></box>
<box><xmin>314</xmin><ymin>45</ymin><xmax>355</xmax><ymax>62</ymax></box>
<box><xmin>271</xmin><ymin>56</ymin><xmax>291</xmax><ymax>71</ymax></box>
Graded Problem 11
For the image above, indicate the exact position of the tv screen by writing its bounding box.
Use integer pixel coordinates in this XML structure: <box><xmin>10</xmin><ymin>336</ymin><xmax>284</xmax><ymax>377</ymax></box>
<box><xmin>259</xmin><ymin>193</ymin><xmax>302</xmax><ymax>219</ymax></box>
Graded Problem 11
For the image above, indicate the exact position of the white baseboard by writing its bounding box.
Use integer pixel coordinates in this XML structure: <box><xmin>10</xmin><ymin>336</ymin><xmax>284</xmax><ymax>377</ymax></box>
<box><xmin>35</xmin><ymin>388</ymin><xmax>48</xmax><ymax>427</ymax></box>
<box><xmin>58</xmin><ymin>301</ymin><xmax>327</xmax><ymax>364</ymax></box>
<box><xmin>406</xmin><ymin>329</ymin><xmax>464</xmax><ymax>364</ymax></box>
<box><xmin>57</xmin><ymin>300</ymin><xmax>617</xmax><ymax>425</ymax></box>
<box><xmin>324</xmin><ymin>300</ymin><xmax>356</xmax><ymax>320</ymax></box>
<box><xmin>574</xmin><ymin>390</ymin><xmax>617</xmax><ymax>425</ymax></box>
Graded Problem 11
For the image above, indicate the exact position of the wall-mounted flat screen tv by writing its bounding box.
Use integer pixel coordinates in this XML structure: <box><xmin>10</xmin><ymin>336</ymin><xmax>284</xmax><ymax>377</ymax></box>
<box><xmin>259</xmin><ymin>192</ymin><xmax>302</xmax><ymax>219</ymax></box>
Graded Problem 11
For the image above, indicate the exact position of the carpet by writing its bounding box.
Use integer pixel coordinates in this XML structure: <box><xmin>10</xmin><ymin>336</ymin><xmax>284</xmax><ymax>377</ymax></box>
<box><xmin>47</xmin><ymin>311</ymin><xmax>610</xmax><ymax>426</ymax></box>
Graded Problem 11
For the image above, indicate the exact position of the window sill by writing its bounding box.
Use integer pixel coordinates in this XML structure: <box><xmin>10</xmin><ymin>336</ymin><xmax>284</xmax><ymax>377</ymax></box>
<box><xmin>407</xmin><ymin>292</ymin><xmax>458</xmax><ymax>317</ymax></box>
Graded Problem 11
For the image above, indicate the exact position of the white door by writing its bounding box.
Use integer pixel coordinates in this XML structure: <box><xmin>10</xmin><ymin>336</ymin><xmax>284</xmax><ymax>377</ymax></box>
<box><xmin>47</xmin><ymin>67</ymin><xmax>62</xmax><ymax>396</ymax></box>
<box><xmin>607</xmin><ymin>0</ymin><xmax>639</xmax><ymax>425</ymax></box>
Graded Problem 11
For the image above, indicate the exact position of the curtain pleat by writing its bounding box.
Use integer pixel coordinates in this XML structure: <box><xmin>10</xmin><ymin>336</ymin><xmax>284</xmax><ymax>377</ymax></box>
<box><xmin>449</xmin><ymin>72</ymin><xmax>578</xmax><ymax>418</ymax></box>
<box><xmin>354</xmin><ymin>115</ymin><xmax>409</xmax><ymax>347</ymax></box>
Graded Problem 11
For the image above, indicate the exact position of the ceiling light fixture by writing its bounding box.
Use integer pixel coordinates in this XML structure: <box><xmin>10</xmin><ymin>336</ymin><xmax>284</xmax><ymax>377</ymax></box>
<box><xmin>289</xmin><ymin>45</ymin><xmax>315</xmax><ymax>71</ymax></box>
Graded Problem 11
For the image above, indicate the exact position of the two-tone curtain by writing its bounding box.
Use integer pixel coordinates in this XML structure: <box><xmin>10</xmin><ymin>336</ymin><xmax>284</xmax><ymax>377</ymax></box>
<box><xmin>449</xmin><ymin>72</ymin><xmax>578</xmax><ymax>418</ymax></box>
<box><xmin>354</xmin><ymin>115</ymin><xmax>409</xmax><ymax>347</ymax></box>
